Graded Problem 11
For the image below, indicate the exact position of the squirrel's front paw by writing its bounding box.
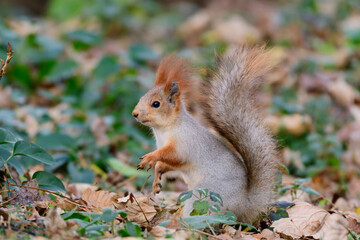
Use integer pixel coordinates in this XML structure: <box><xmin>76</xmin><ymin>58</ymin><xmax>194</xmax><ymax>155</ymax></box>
<box><xmin>137</xmin><ymin>153</ymin><xmax>157</xmax><ymax>170</ymax></box>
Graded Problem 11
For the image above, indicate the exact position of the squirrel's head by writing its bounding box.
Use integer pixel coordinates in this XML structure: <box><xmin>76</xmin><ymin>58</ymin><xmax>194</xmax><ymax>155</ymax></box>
<box><xmin>132</xmin><ymin>55</ymin><xmax>192</xmax><ymax>129</ymax></box>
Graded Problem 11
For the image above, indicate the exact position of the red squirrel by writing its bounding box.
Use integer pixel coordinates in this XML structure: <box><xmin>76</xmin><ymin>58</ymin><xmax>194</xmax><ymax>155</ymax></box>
<box><xmin>132</xmin><ymin>46</ymin><xmax>279</xmax><ymax>222</ymax></box>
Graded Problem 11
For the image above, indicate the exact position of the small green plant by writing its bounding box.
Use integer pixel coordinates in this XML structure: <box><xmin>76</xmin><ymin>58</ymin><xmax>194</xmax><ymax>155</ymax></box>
<box><xmin>279</xmin><ymin>178</ymin><xmax>320</xmax><ymax>200</ymax></box>
<box><xmin>178</xmin><ymin>188</ymin><xmax>223</xmax><ymax>216</ymax></box>
<box><xmin>0</xmin><ymin>127</ymin><xmax>65</xmax><ymax>193</ymax></box>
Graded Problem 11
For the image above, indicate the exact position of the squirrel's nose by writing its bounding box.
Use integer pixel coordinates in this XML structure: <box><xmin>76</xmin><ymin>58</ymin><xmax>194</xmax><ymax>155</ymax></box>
<box><xmin>132</xmin><ymin>111</ymin><xmax>139</xmax><ymax>118</ymax></box>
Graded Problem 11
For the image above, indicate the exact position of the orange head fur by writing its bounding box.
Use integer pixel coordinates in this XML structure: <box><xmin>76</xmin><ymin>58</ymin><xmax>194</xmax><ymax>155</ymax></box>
<box><xmin>132</xmin><ymin>55</ymin><xmax>192</xmax><ymax>129</ymax></box>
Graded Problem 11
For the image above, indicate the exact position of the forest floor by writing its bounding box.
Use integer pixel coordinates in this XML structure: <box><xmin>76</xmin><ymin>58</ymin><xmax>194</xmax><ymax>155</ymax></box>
<box><xmin>0</xmin><ymin>0</ymin><xmax>360</xmax><ymax>239</ymax></box>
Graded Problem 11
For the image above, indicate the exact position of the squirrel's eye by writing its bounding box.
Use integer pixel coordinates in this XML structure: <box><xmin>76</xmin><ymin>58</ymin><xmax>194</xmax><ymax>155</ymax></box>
<box><xmin>152</xmin><ymin>101</ymin><xmax>160</xmax><ymax>108</ymax></box>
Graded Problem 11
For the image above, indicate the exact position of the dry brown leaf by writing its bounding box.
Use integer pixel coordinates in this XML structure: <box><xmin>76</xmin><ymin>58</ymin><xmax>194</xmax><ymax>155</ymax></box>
<box><xmin>265</xmin><ymin>114</ymin><xmax>312</xmax><ymax>135</ymax></box>
<box><xmin>214</xmin><ymin>16</ymin><xmax>261</xmax><ymax>44</ymax></box>
<box><xmin>25</xmin><ymin>165</ymin><xmax>44</xmax><ymax>179</ymax></box>
<box><xmin>81</xmin><ymin>188</ymin><xmax>117</xmax><ymax>210</ymax></box>
<box><xmin>67</xmin><ymin>183</ymin><xmax>99</xmax><ymax>199</ymax></box>
<box><xmin>281</xmin><ymin>114</ymin><xmax>312</xmax><ymax>136</ymax></box>
<box><xmin>314</xmin><ymin>213</ymin><xmax>348</xmax><ymax>240</ymax></box>
<box><xmin>271</xmin><ymin>201</ymin><xmax>348</xmax><ymax>239</ymax></box>
<box><xmin>347</xmin><ymin>217</ymin><xmax>360</xmax><ymax>233</ymax></box>
<box><xmin>165</xmin><ymin>217</ymin><xmax>183</xmax><ymax>229</ymax></box>
<box><xmin>259</xmin><ymin>229</ymin><xmax>280</xmax><ymax>240</ymax></box>
<box><xmin>178</xmin><ymin>10</ymin><xmax>211</xmax><ymax>37</ymax></box>
<box><xmin>0</xmin><ymin>87</ymin><xmax>12</xmax><ymax>108</ymax></box>
<box><xmin>149</xmin><ymin>226</ymin><xmax>175</xmax><ymax>238</ymax></box>
<box><xmin>223</xmin><ymin>225</ymin><xmax>236</xmax><ymax>237</ymax></box>
<box><xmin>114</xmin><ymin>194</ymin><xmax>156</xmax><ymax>227</ymax></box>
<box><xmin>25</xmin><ymin>114</ymin><xmax>39</xmax><ymax>138</ymax></box>
<box><xmin>350</xmin><ymin>105</ymin><xmax>360</xmax><ymax>123</ymax></box>
<box><xmin>50</xmin><ymin>198</ymin><xmax>77</xmax><ymax>211</ymax></box>
<box><xmin>327</xmin><ymin>77</ymin><xmax>356</xmax><ymax>106</ymax></box>
<box><xmin>217</xmin><ymin>233</ymin><xmax>234</xmax><ymax>239</ymax></box>
<box><xmin>44</xmin><ymin>207</ymin><xmax>67</xmax><ymax>234</ymax></box>
<box><xmin>90</xmin><ymin>117</ymin><xmax>110</xmax><ymax>147</ymax></box>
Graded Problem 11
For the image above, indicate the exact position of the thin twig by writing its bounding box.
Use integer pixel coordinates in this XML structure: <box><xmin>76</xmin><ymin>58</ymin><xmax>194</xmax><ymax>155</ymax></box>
<box><xmin>7</xmin><ymin>181</ymin><xmax>83</xmax><ymax>208</ymax></box>
<box><xmin>149</xmin><ymin>197</ymin><xmax>162</xmax><ymax>211</ymax></box>
<box><xmin>206</xmin><ymin>220</ymin><xmax>217</xmax><ymax>237</ymax></box>
<box><xmin>179</xmin><ymin>228</ymin><xmax>223</xmax><ymax>240</ymax></box>
<box><xmin>0</xmin><ymin>194</ymin><xmax>17</xmax><ymax>207</ymax></box>
<box><xmin>130</xmin><ymin>193</ymin><xmax>150</xmax><ymax>224</ymax></box>
<box><xmin>0</xmin><ymin>43</ymin><xmax>14</xmax><ymax>81</ymax></box>
<box><xmin>140</xmin><ymin>174</ymin><xmax>151</xmax><ymax>193</ymax></box>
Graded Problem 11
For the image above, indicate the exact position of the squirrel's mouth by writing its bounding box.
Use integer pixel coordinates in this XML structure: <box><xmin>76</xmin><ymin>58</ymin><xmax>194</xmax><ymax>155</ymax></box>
<box><xmin>136</xmin><ymin>118</ymin><xmax>150</xmax><ymax>125</ymax></box>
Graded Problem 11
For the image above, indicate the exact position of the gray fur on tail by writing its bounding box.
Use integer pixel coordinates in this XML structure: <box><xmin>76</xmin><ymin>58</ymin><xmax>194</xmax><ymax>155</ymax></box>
<box><xmin>201</xmin><ymin>46</ymin><xmax>279</xmax><ymax>219</ymax></box>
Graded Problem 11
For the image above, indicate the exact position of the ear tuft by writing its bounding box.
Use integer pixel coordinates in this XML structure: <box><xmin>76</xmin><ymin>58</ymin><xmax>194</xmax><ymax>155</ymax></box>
<box><xmin>167</xmin><ymin>82</ymin><xmax>179</xmax><ymax>105</ymax></box>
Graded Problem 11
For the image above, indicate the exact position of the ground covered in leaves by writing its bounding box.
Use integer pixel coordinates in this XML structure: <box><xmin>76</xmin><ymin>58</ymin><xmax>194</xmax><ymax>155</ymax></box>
<box><xmin>0</xmin><ymin>0</ymin><xmax>360</xmax><ymax>239</ymax></box>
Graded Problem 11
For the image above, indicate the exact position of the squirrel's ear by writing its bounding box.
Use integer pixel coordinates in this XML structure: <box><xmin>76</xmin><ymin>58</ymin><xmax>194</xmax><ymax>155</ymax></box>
<box><xmin>166</xmin><ymin>82</ymin><xmax>179</xmax><ymax>106</ymax></box>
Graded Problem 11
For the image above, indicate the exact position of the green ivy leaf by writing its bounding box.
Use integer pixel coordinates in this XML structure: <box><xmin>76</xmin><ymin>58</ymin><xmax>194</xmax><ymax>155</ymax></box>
<box><xmin>224</xmin><ymin>211</ymin><xmax>237</xmax><ymax>221</ymax></box>
<box><xmin>36</xmin><ymin>133</ymin><xmax>76</xmax><ymax>151</ymax></box>
<box><xmin>93</xmin><ymin>56</ymin><xmax>120</xmax><ymax>80</ymax></box>
<box><xmin>0</xmin><ymin>147</ymin><xmax>11</xmax><ymax>168</ymax></box>
<box><xmin>210</xmin><ymin>192</ymin><xmax>223</xmax><ymax>206</ymax></box>
<box><xmin>120</xmin><ymin>221</ymin><xmax>141</xmax><ymax>237</ymax></box>
<box><xmin>13</xmin><ymin>141</ymin><xmax>55</xmax><ymax>165</ymax></box>
<box><xmin>101</xmin><ymin>208</ymin><xmax>118</xmax><ymax>223</ymax></box>
<box><xmin>0</xmin><ymin>128</ymin><xmax>22</xmax><ymax>145</ymax></box>
<box><xmin>46</xmin><ymin>60</ymin><xmax>78</xmax><ymax>83</ymax></box>
<box><xmin>299</xmin><ymin>185</ymin><xmax>320</xmax><ymax>196</ymax></box>
<box><xmin>294</xmin><ymin>178</ymin><xmax>311</xmax><ymax>184</ymax></box>
<box><xmin>178</xmin><ymin>191</ymin><xmax>193</xmax><ymax>203</ymax></box>
<box><xmin>210</xmin><ymin>204</ymin><xmax>221</xmax><ymax>213</ymax></box>
<box><xmin>270</xmin><ymin>201</ymin><xmax>295</xmax><ymax>208</ymax></box>
<box><xmin>195</xmin><ymin>188</ymin><xmax>208</xmax><ymax>198</ymax></box>
<box><xmin>191</xmin><ymin>200</ymin><xmax>209</xmax><ymax>216</ymax></box>
<box><xmin>33</xmin><ymin>171</ymin><xmax>66</xmax><ymax>193</ymax></box>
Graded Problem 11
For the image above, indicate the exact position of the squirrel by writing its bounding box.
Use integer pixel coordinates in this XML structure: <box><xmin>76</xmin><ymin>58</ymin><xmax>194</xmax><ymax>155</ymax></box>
<box><xmin>132</xmin><ymin>46</ymin><xmax>279</xmax><ymax>222</ymax></box>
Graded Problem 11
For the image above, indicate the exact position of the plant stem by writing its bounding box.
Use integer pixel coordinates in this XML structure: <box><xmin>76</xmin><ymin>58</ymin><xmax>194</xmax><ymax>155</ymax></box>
<box><xmin>3</xmin><ymin>154</ymin><xmax>14</xmax><ymax>180</ymax></box>
<box><xmin>4</xmin><ymin>154</ymin><xmax>13</xmax><ymax>166</ymax></box>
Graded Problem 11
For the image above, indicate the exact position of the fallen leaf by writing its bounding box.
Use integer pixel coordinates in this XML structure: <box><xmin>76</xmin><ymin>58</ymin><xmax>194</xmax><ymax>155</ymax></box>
<box><xmin>90</xmin><ymin>117</ymin><xmax>109</xmax><ymax>147</ymax></box>
<box><xmin>81</xmin><ymin>188</ymin><xmax>117</xmax><ymax>210</ymax></box>
<box><xmin>178</xmin><ymin>10</ymin><xmax>211</xmax><ymax>37</ymax></box>
<box><xmin>314</xmin><ymin>213</ymin><xmax>348</xmax><ymax>240</ymax></box>
<box><xmin>271</xmin><ymin>201</ymin><xmax>328</xmax><ymax>237</ymax></box>
<box><xmin>0</xmin><ymin>87</ymin><xmax>13</xmax><ymax>108</ymax></box>
<box><xmin>50</xmin><ymin>198</ymin><xmax>77</xmax><ymax>211</ymax></box>
<box><xmin>149</xmin><ymin>226</ymin><xmax>175</xmax><ymax>238</ymax></box>
<box><xmin>44</xmin><ymin>207</ymin><xmax>67</xmax><ymax>234</ymax></box>
<box><xmin>281</xmin><ymin>114</ymin><xmax>312</xmax><ymax>136</ymax></box>
<box><xmin>271</xmin><ymin>201</ymin><xmax>348</xmax><ymax>239</ymax></box>
<box><xmin>327</xmin><ymin>77</ymin><xmax>357</xmax><ymax>106</ymax></box>
<box><xmin>214</xmin><ymin>16</ymin><xmax>261</xmax><ymax>44</ymax></box>
<box><xmin>67</xmin><ymin>183</ymin><xmax>98</xmax><ymax>199</ymax></box>
<box><xmin>115</xmin><ymin>193</ymin><xmax>156</xmax><ymax>227</ymax></box>
<box><xmin>25</xmin><ymin>114</ymin><xmax>39</xmax><ymax>138</ymax></box>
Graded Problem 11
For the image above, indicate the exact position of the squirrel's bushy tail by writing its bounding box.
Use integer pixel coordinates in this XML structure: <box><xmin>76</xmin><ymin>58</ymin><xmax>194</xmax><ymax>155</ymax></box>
<box><xmin>201</xmin><ymin>46</ymin><xmax>279</xmax><ymax>221</ymax></box>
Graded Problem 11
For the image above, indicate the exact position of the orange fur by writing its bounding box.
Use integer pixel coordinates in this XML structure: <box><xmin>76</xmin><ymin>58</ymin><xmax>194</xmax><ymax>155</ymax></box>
<box><xmin>152</xmin><ymin>161</ymin><xmax>174</xmax><ymax>194</ymax></box>
<box><xmin>138</xmin><ymin>140</ymin><xmax>185</xmax><ymax>170</ymax></box>
<box><xmin>154</xmin><ymin>55</ymin><xmax>193</xmax><ymax>94</ymax></box>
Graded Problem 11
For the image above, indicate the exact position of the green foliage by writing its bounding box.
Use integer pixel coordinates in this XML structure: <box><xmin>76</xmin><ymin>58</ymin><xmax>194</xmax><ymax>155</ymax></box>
<box><xmin>269</xmin><ymin>201</ymin><xmax>295</xmax><ymax>221</ymax></box>
<box><xmin>118</xmin><ymin>221</ymin><xmax>142</xmax><ymax>237</ymax></box>
<box><xmin>279</xmin><ymin>178</ymin><xmax>320</xmax><ymax>200</ymax></box>
<box><xmin>32</xmin><ymin>171</ymin><xmax>66</xmax><ymax>193</ymax></box>
<box><xmin>178</xmin><ymin>189</ymin><xmax>225</xmax><ymax>217</ymax></box>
